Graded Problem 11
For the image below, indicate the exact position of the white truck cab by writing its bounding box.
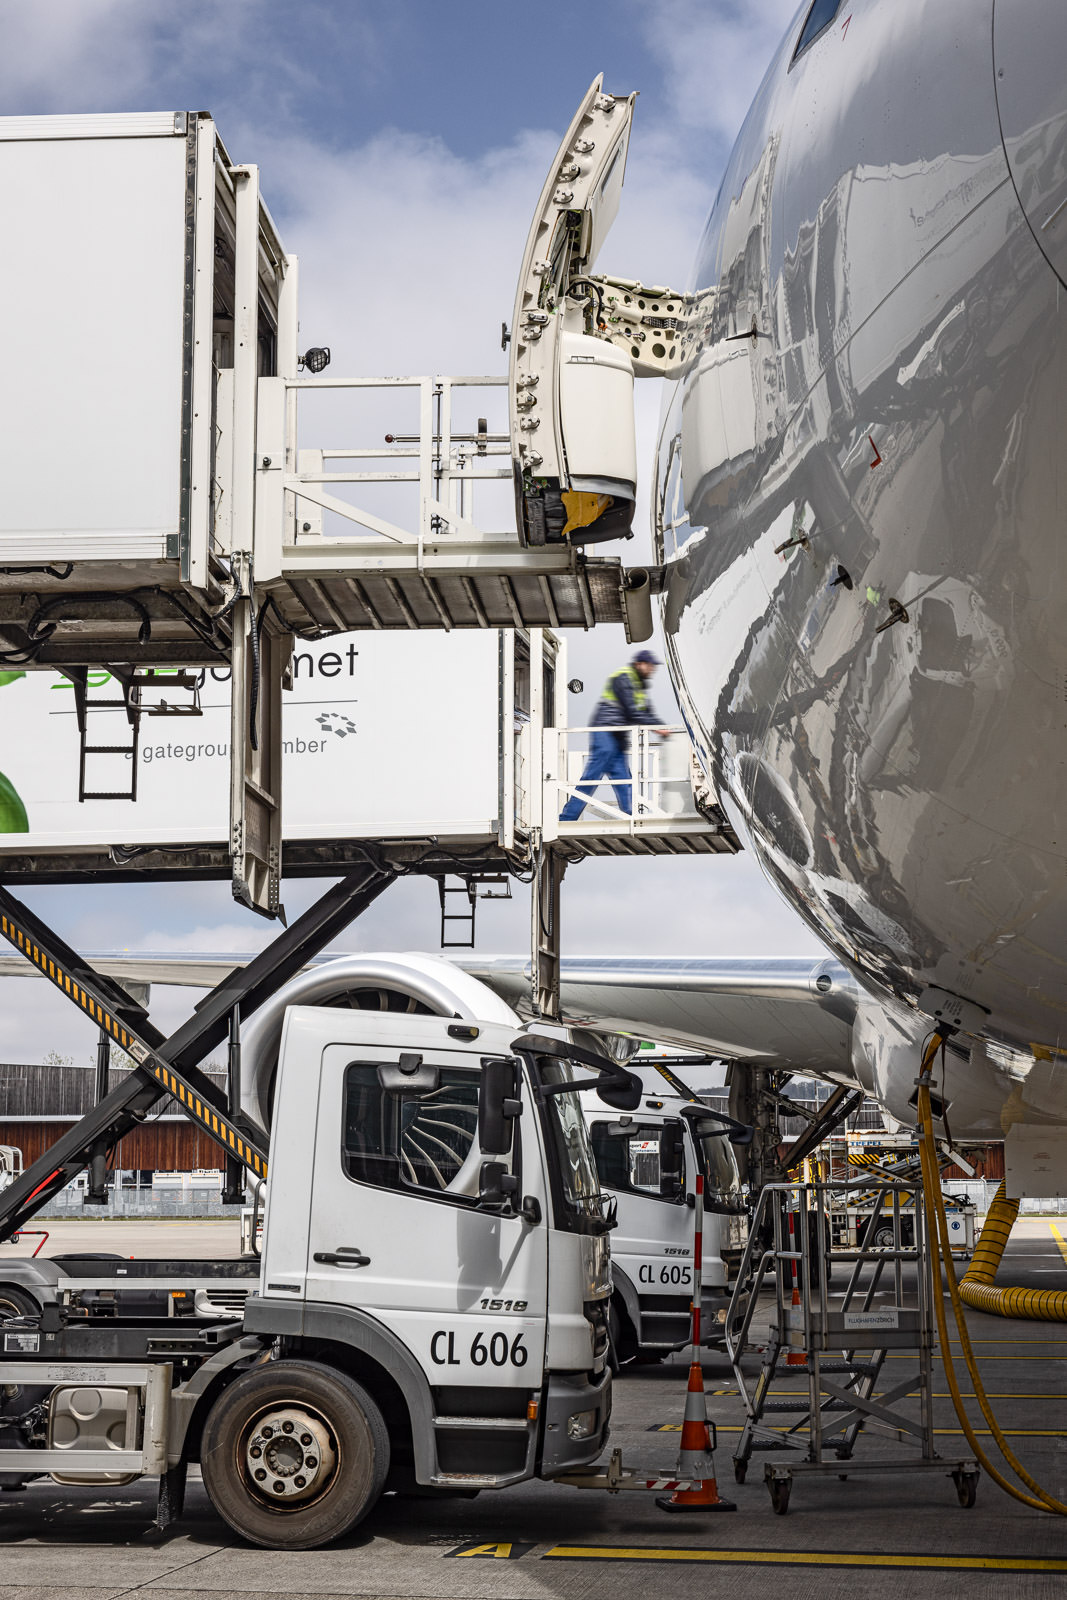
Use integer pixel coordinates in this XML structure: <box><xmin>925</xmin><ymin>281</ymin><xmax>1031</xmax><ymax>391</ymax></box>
<box><xmin>253</xmin><ymin>1008</ymin><xmax>615</xmax><ymax>1488</ymax></box>
<box><xmin>582</xmin><ymin>1088</ymin><xmax>749</xmax><ymax>1363</ymax></box>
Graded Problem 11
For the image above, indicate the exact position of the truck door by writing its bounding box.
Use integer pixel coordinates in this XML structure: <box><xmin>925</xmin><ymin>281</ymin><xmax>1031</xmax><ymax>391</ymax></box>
<box><xmin>305</xmin><ymin>1040</ymin><xmax>549</xmax><ymax>1389</ymax></box>
<box><xmin>589</xmin><ymin>1117</ymin><xmax>696</xmax><ymax>1305</ymax></box>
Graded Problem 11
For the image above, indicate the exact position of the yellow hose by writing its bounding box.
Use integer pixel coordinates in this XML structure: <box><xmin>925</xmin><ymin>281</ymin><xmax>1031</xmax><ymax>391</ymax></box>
<box><xmin>959</xmin><ymin>1183</ymin><xmax>1067</xmax><ymax>1321</ymax></box>
<box><xmin>916</xmin><ymin>1040</ymin><xmax>1067</xmax><ymax>1514</ymax></box>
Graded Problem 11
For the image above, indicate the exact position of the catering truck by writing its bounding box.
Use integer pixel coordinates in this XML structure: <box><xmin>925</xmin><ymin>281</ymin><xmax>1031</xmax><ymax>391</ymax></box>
<box><xmin>0</xmin><ymin>958</ymin><xmax>645</xmax><ymax>1549</ymax></box>
<box><xmin>582</xmin><ymin>1085</ymin><xmax>749</xmax><ymax>1364</ymax></box>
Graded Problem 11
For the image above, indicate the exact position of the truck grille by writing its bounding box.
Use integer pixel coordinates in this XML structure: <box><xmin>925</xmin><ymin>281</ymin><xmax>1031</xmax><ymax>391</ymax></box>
<box><xmin>194</xmin><ymin>1287</ymin><xmax>249</xmax><ymax>1319</ymax></box>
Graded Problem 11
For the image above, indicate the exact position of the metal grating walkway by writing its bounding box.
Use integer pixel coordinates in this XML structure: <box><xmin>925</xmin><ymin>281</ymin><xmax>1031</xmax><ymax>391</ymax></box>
<box><xmin>272</xmin><ymin>555</ymin><xmax>627</xmax><ymax>634</ymax></box>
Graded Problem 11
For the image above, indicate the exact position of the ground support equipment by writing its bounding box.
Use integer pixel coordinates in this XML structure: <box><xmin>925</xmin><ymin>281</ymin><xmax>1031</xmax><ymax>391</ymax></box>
<box><xmin>724</xmin><ymin>1177</ymin><xmax>978</xmax><ymax>1514</ymax></box>
<box><xmin>0</xmin><ymin>857</ymin><xmax>396</xmax><ymax>1240</ymax></box>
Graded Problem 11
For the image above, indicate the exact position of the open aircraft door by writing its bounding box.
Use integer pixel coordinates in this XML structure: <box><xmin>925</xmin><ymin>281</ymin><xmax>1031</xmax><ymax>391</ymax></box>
<box><xmin>508</xmin><ymin>77</ymin><xmax>639</xmax><ymax>548</ymax></box>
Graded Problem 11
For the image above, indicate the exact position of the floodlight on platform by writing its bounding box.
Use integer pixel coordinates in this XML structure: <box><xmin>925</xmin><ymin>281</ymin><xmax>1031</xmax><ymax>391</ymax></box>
<box><xmin>300</xmin><ymin>346</ymin><xmax>331</xmax><ymax>374</ymax></box>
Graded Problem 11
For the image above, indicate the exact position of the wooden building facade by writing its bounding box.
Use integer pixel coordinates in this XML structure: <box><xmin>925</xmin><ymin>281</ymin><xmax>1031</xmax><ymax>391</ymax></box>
<box><xmin>0</xmin><ymin>1062</ymin><xmax>229</xmax><ymax>1172</ymax></box>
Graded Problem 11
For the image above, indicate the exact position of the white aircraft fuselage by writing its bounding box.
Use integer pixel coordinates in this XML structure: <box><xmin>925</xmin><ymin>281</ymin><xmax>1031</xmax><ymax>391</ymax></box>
<box><xmin>655</xmin><ymin>0</ymin><xmax>1067</xmax><ymax>1108</ymax></box>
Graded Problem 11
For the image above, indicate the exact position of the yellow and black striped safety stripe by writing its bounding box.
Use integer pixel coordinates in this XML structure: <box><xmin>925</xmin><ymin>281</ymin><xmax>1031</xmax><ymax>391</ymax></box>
<box><xmin>0</xmin><ymin>909</ymin><xmax>268</xmax><ymax>1181</ymax></box>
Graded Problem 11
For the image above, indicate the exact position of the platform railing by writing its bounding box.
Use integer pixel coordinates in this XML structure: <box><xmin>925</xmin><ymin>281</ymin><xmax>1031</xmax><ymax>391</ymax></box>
<box><xmin>281</xmin><ymin>375</ymin><xmax>513</xmax><ymax>554</ymax></box>
<box><xmin>545</xmin><ymin>725</ymin><xmax>701</xmax><ymax>833</ymax></box>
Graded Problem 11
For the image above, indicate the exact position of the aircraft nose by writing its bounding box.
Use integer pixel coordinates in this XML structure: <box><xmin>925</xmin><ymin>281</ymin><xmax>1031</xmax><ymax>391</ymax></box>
<box><xmin>994</xmin><ymin>0</ymin><xmax>1067</xmax><ymax>287</ymax></box>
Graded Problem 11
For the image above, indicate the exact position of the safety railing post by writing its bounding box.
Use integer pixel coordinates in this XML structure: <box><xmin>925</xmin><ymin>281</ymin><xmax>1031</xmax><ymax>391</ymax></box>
<box><xmin>419</xmin><ymin>376</ymin><xmax>435</xmax><ymax>551</ymax></box>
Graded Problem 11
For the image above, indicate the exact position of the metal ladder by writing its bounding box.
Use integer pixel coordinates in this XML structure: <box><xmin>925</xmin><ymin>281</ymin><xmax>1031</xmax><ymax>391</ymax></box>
<box><xmin>436</xmin><ymin>873</ymin><xmax>512</xmax><ymax>948</ymax></box>
<box><xmin>67</xmin><ymin>668</ymin><xmax>204</xmax><ymax>802</ymax></box>
<box><xmin>724</xmin><ymin>1176</ymin><xmax>979</xmax><ymax>1514</ymax></box>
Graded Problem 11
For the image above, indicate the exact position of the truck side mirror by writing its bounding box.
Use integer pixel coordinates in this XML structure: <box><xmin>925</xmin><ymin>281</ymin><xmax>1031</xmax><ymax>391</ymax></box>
<box><xmin>659</xmin><ymin>1123</ymin><xmax>685</xmax><ymax>1199</ymax></box>
<box><xmin>595</xmin><ymin>1073</ymin><xmax>642</xmax><ymax>1112</ymax></box>
<box><xmin>377</xmin><ymin>1055</ymin><xmax>440</xmax><ymax>1094</ymax></box>
<box><xmin>479</xmin><ymin>1160</ymin><xmax>519</xmax><ymax>1210</ymax></box>
<box><xmin>479</xmin><ymin>1058</ymin><xmax>521</xmax><ymax>1154</ymax></box>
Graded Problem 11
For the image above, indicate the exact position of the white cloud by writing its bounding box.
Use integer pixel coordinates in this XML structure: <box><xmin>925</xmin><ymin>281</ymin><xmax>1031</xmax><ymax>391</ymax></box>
<box><xmin>636</xmin><ymin>0</ymin><xmax>803</xmax><ymax>144</ymax></box>
<box><xmin>0</xmin><ymin>0</ymin><xmax>368</xmax><ymax>118</ymax></box>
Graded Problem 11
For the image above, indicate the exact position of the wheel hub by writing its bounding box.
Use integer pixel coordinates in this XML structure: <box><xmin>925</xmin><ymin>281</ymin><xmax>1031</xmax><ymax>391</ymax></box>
<box><xmin>245</xmin><ymin>1406</ymin><xmax>336</xmax><ymax>1504</ymax></box>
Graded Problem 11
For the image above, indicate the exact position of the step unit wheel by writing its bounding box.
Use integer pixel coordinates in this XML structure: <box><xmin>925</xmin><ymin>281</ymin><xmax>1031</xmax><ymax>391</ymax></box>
<box><xmin>733</xmin><ymin>1458</ymin><xmax>747</xmax><ymax>1484</ymax></box>
<box><xmin>952</xmin><ymin>1469</ymin><xmax>978</xmax><ymax>1509</ymax></box>
<box><xmin>767</xmin><ymin>1472</ymin><xmax>792</xmax><ymax>1515</ymax></box>
<box><xmin>200</xmin><ymin>1359</ymin><xmax>390</xmax><ymax>1549</ymax></box>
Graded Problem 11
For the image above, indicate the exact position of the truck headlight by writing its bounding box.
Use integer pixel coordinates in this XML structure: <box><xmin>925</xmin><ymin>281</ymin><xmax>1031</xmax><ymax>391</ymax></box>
<box><xmin>566</xmin><ymin>1408</ymin><xmax>598</xmax><ymax>1440</ymax></box>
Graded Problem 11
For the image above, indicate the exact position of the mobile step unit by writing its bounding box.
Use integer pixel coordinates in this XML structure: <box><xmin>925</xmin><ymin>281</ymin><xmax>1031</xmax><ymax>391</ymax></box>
<box><xmin>0</xmin><ymin>81</ymin><xmax>672</xmax><ymax>916</ymax></box>
<box><xmin>723</xmin><ymin>1176</ymin><xmax>979</xmax><ymax>1515</ymax></box>
<box><xmin>581</xmin><ymin>1064</ymin><xmax>751</xmax><ymax>1364</ymax></box>
<box><xmin>0</xmin><ymin>943</ymin><xmax>687</xmax><ymax>1547</ymax></box>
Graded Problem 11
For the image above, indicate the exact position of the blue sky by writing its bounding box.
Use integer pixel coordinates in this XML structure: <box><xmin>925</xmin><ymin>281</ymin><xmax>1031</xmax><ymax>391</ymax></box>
<box><xmin>0</xmin><ymin>0</ymin><xmax>821</xmax><ymax>1066</ymax></box>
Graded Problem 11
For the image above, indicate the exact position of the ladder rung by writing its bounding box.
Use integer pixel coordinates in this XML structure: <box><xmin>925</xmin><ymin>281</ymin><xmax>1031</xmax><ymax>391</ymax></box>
<box><xmin>778</xmin><ymin>1360</ymin><xmax>879</xmax><ymax>1375</ymax></box>
<box><xmin>760</xmin><ymin>1399</ymin><xmax>859</xmax><ymax>1413</ymax></box>
<box><xmin>80</xmin><ymin>791</ymin><xmax>136</xmax><ymax>801</ymax></box>
<box><xmin>82</xmin><ymin>745</ymin><xmax>136</xmax><ymax>755</ymax></box>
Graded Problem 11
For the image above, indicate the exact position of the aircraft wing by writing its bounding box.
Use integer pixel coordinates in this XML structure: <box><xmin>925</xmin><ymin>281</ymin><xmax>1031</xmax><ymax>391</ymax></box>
<box><xmin>0</xmin><ymin>947</ymin><xmax>861</xmax><ymax>1082</ymax></box>
<box><xmin>462</xmin><ymin>955</ymin><xmax>861</xmax><ymax>1079</ymax></box>
<box><xmin>0</xmin><ymin>952</ymin><xmax>249</xmax><ymax>989</ymax></box>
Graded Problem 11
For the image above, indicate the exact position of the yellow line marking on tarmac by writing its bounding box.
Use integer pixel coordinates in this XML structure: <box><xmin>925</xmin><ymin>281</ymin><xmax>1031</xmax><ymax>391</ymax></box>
<box><xmin>942</xmin><ymin>1334</ymin><xmax>1067</xmax><ymax>1342</ymax></box>
<box><xmin>1049</xmin><ymin>1224</ymin><xmax>1067</xmax><ymax>1266</ymax></box>
<box><xmin>707</xmin><ymin>1392</ymin><xmax>1067</xmax><ymax>1400</ymax></box>
<box><xmin>651</xmin><ymin>1424</ymin><xmax>1067</xmax><ymax>1436</ymax></box>
<box><xmin>887</xmin><ymin>1353</ymin><xmax>1067</xmax><ymax>1360</ymax></box>
<box><xmin>541</xmin><ymin>1546</ymin><xmax>1067</xmax><ymax>1572</ymax></box>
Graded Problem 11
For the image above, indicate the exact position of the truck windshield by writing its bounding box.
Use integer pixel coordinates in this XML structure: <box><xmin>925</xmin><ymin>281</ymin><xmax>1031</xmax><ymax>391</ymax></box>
<box><xmin>693</xmin><ymin>1119</ymin><xmax>745</xmax><ymax>1213</ymax></box>
<box><xmin>536</xmin><ymin>1061</ymin><xmax>606</xmax><ymax>1232</ymax></box>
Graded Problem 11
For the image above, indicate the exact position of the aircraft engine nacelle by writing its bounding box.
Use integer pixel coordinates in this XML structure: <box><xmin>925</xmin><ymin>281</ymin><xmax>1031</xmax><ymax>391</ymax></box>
<box><xmin>239</xmin><ymin>953</ymin><xmax>519</xmax><ymax>1133</ymax></box>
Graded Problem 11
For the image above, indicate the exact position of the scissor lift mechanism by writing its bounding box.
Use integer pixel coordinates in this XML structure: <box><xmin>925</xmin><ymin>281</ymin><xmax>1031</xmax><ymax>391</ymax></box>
<box><xmin>0</xmin><ymin>863</ymin><xmax>400</xmax><ymax>1241</ymax></box>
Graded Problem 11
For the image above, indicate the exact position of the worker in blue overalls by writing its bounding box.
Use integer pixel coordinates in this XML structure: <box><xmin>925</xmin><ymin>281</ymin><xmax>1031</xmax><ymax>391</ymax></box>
<box><xmin>560</xmin><ymin>649</ymin><xmax>669</xmax><ymax>820</ymax></box>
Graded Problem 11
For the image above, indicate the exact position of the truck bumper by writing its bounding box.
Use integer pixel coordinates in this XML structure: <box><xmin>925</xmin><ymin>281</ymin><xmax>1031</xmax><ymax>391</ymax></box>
<box><xmin>702</xmin><ymin>1286</ymin><xmax>748</xmax><ymax>1346</ymax></box>
<box><xmin>538</xmin><ymin>1367</ymin><xmax>612</xmax><ymax>1477</ymax></box>
<box><xmin>634</xmin><ymin>1286</ymin><xmax>746</xmax><ymax>1352</ymax></box>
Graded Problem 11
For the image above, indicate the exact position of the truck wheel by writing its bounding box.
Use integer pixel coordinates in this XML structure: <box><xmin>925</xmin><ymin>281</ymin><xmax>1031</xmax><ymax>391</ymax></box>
<box><xmin>200</xmin><ymin>1359</ymin><xmax>390</xmax><ymax>1549</ymax></box>
<box><xmin>608</xmin><ymin>1297</ymin><xmax>638</xmax><ymax>1368</ymax></box>
<box><xmin>0</xmin><ymin>1286</ymin><xmax>39</xmax><ymax>1322</ymax></box>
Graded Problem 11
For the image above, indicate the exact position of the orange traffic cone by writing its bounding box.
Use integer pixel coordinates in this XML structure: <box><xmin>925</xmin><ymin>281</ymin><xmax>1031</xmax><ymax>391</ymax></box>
<box><xmin>786</xmin><ymin>1209</ymin><xmax>806</xmax><ymax>1367</ymax></box>
<box><xmin>656</xmin><ymin>1361</ymin><xmax>736</xmax><ymax>1513</ymax></box>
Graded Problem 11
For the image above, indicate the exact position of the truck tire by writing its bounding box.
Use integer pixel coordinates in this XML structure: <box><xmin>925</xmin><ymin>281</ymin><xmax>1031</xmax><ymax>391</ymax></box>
<box><xmin>608</xmin><ymin>1295</ymin><xmax>637</xmax><ymax>1368</ymax></box>
<box><xmin>200</xmin><ymin>1359</ymin><xmax>390</xmax><ymax>1549</ymax></box>
<box><xmin>0</xmin><ymin>1285</ymin><xmax>39</xmax><ymax>1322</ymax></box>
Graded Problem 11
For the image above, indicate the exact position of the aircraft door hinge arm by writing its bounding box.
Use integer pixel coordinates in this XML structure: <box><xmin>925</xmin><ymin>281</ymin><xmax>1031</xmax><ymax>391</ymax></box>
<box><xmin>577</xmin><ymin>274</ymin><xmax>692</xmax><ymax>377</ymax></box>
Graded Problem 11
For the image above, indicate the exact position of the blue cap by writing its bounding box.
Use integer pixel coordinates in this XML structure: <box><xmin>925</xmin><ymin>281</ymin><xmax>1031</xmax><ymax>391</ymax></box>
<box><xmin>632</xmin><ymin>649</ymin><xmax>662</xmax><ymax>665</ymax></box>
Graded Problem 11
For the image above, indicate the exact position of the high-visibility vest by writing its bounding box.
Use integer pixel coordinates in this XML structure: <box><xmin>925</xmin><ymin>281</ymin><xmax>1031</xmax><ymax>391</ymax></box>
<box><xmin>600</xmin><ymin>665</ymin><xmax>648</xmax><ymax>715</ymax></box>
